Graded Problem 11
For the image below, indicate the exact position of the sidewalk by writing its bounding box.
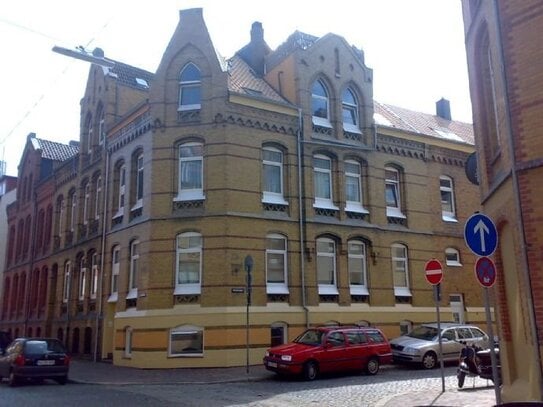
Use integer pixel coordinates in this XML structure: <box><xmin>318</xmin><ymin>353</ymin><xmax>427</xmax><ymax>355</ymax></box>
<box><xmin>70</xmin><ymin>359</ymin><xmax>500</xmax><ymax>406</ymax></box>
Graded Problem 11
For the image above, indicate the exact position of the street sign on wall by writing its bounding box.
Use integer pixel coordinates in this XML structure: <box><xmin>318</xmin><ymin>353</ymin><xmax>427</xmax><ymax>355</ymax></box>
<box><xmin>464</xmin><ymin>213</ymin><xmax>498</xmax><ymax>256</ymax></box>
<box><xmin>475</xmin><ymin>256</ymin><xmax>497</xmax><ymax>288</ymax></box>
<box><xmin>424</xmin><ymin>259</ymin><xmax>443</xmax><ymax>285</ymax></box>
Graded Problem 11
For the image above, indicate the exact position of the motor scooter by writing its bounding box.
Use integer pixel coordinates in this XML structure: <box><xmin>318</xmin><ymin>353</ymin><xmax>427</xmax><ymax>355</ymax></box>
<box><xmin>457</xmin><ymin>342</ymin><xmax>500</xmax><ymax>388</ymax></box>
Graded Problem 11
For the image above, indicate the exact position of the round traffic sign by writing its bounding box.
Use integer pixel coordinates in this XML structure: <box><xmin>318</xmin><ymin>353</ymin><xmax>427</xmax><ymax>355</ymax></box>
<box><xmin>424</xmin><ymin>259</ymin><xmax>443</xmax><ymax>285</ymax></box>
<box><xmin>474</xmin><ymin>256</ymin><xmax>497</xmax><ymax>288</ymax></box>
<box><xmin>464</xmin><ymin>213</ymin><xmax>498</xmax><ymax>256</ymax></box>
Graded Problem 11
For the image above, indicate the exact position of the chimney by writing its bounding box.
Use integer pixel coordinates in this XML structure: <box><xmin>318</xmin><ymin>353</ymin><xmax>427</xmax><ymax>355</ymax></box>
<box><xmin>251</xmin><ymin>22</ymin><xmax>264</xmax><ymax>43</ymax></box>
<box><xmin>436</xmin><ymin>98</ymin><xmax>452</xmax><ymax>121</ymax></box>
<box><xmin>237</xmin><ymin>21</ymin><xmax>271</xmax><ymax>77</ymax></box>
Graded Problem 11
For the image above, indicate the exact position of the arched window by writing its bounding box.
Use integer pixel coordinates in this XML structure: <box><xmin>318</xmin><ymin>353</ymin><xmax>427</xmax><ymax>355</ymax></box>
<box><xmin>313</xmin><ymin>154</ymin><xmax>338</xmax><ymax>210</ymax></box>
<box><xmin>344</xmin><ymin>160</ymin><xmax>368</xmax><ymax>213</ymax></box>
<box><xmin>78</xmin><ymin>256</ymin><xmax>87</xmax><ymax>301</ymax></box>
<box><xmin>94</xmin><ymin>176</ymin><xmax>102</xmax><ymax>220</ymax></box>
<box><xmin>83</xmin><ymin>181</ymin><xmax>91</xmax><ymax>226</ymax></box>
<box><xmin>440</xmin><ymin>176</ymin><xmax>456</xmax><ymax>221</ymax></box>
<box><xmin>176</xmin><ymin>142</ymin><xmax>204</xmax><ymax>201</ymax></box>
<box><xmin>85</xmin><ymin>113</ymin><xmax>93</xmax><ymax>153</ymax></box>
<box><xmin>175</xmin><ymin>232</ymin><xmax>202</xmax><ymax>295</ymax></box>
<box><xmin>114</xmin><ymin>163</ymin><xmax>126</xmax><ymax>218</ymax></box>
<box><xmin>108</xmin><ymin>245</ymin><xmax>120</xmax><ymax>303</ymax></box>
<box><xmin>97</xmin><ymin>104</ymin><xmax>106</xmax><ymax>145</ymax></box>
<box><xmin>266</xmin><ymin>234</ymin><xmax>288</xmax><ymax>294</ymax></box>
<box><xmin>90</xmin><ymin>252</ymin><xmax>99</xmax><ymax>299</ymax></box>
<box><xmin>262</xmin><ymin>146</ymin><xmax>287</xmax><ymax>205</ymax></box>
<box><xmin>44</xmin><ymin>205</ymin><xmax>53</xmax><ymax>249</ymax></box>
<box><xmin>127</xmin><ymin>240</ymin><xmax>139</xmax><ymax>300</ymax></box>
<box><xmin>133</xmin><ymin>152</ymin><xmax>144</xmax><ymax>209</ymax></box>
<box><xmin>391</xmin><ymin>243</ymin><xmax>411</xmax><ymax>298</ymax></box>
<box><xmin>178</xmin><ymin>63</ymin><xmax>201</xmax><ymax>111</ymax></box>
<box><xmin>385</xmin><ymin>166</ymin><xmax>406</xmax><ymax>219</ymax></box>
<box><xmin>311</xmin><ymin>79</ymin><xmax>331</xmax><ymax>127</ymax></box>
<box><xmin>348</xmin><ymin>239</ymin><xmax>368</xmax><ymax>295</ymax></box>
<box><xmin>316</xmin><ymin>237</ymin><xmax>338</xmax><ymax>295</ymax></box>
<box><xmin>342</xmin><ymin>87</ymin><xmax>361</xmax><ymax>133</ymax></box>
<box><xmin>63</xmin><ymin>261</ymin><xmax>71</xmax><ymax>303</ymax></box>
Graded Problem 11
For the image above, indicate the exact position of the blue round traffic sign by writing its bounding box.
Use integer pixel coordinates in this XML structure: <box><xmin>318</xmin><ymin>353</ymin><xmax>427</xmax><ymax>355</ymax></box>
<box><xmin>464</xmin><ymin>213</ymin><xmax>498</xmax><ymax>256</ymax></box>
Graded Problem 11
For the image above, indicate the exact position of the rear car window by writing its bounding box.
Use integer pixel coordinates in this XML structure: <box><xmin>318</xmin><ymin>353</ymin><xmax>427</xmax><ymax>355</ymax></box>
<box><xmin>346</xmin><ymin>331</ymin><xmax>368</xmax><ymax>345</ymax></box>
<box><xmin>25</xmin><ymin>339</ymin><xmax>66</xmax><ymax>354</ymax></box>
<box><xmin>456</xmin><ymin>327</ymin><xmax>473</xmax><ymax>340</ymax></box>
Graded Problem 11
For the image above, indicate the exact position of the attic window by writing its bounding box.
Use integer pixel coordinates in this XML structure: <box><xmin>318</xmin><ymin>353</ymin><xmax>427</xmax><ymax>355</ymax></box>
<box><xmin>434</xmin><ymin>128</ymin><xmax>463</xmax><ymax>142</ymax></box>
<box><xmin>135</xmin><ymin>78</ymin><xmax>149</xmax><ymax>88</ymax></box>
<box><xmin>242</xmin><ymin>88</ymin><xmax>263</xmax><ymax>96</ymax></box>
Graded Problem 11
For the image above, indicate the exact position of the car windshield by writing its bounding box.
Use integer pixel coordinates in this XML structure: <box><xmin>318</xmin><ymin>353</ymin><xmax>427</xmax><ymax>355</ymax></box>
<box><xmin>407</xmin><ymin>326</ymin><xmax>439</xmax><ymax>341</ymax></box>
<box><xmin>294</xmin><ymin>329</ymin><xmax>324</xmax><ymax>346</ymax></box>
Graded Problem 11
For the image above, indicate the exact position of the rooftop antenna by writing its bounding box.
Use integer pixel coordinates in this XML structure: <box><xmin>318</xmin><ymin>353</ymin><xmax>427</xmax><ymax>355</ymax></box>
<box><xmin>52</xmin><ymin>45</ymin><xmax>115</xmax><ymax>68</ymax></box>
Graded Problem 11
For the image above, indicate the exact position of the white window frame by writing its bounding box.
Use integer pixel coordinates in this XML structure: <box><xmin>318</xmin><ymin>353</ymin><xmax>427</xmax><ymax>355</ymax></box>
<box><xmin>262</xmin><ymin>147</ymin><xmax>288</xmax><ymax>205</ymax></box>
<box><xmin>440</xmin><ymin>176</ymin><xmax>457</xmax><ymax>222</ymax></box>
<box><xmin>108</xmin><ymin>246</ymin><xmax>120</xmax><ymax>303</ymax></box>
<box><xmin>391</xmin><ymin>243</ymin><xmax>411</xmax><ymax>297</ymax></box>
<box><xmin>445</xmin><ymin>247</ymin><xmax>462</xmax><ymax>267</ymax></box>
<box><xmin>90</xmin><ymin>252</ymin><xmax>98</xmax><ymax>299</ymax></box>
<box><xmin>127</xmin><ymin>240</ymin><xmax>139</xmax><ymax>300</ymax></box>
<box><xmin>175</xmin><ymin>143</ymin><xmax>205</xmax><ymax>201</ymax></box>
<box><xmin>69</xmin><ymin>192</ymin><xmax>77</xmax><ymax>232</ymax></box>
<box><xmin>95</xmin><ymin>176</ymin><xmax>102</xmax><ymax>220</ymax></box>
<box><xmin>270</xmin><ymin>322</ymin><xmax>288</xmax><ymax>347</ymax></box>
<box><xmin>114</xmin><ymin>165</ymin><xmax>126</xmax><ymax>218</ymax></box>
<box><xmin>124</xmin><ymin>327</ymin><xmax>133</xmax><ymax>358</ymax></box>
<box><xmin>133</xmin><ymin>154</ymin><xmax>144</xmax><ymax>209</ymax></box>
<box><xmin>178</xmin><ymin>63</ymin><xmax>201</xmax><ymax>111</ymax></box>
<box><xmin>169</xmin><ymin>325</ymin><xmax>204</xmax><ymax>357</ymax></box>
<box><xmin>78</xmin><ymin>257</ymin><xmax>87</xmax><ymax>301</ymax></box>
<box><xmin>385</xmin><ymin>167</ymin><xmax>405</xmax><ymax>219</ymax></box>
<box><xmin>316</xmin><ymin>237</ymin><xmax>338</xmax><ymax>295</ymax></box>
<box><xmin>342</xmin><ymin>88</ymin><xmax>362</xmax><ymax>134</ymax></box>
<box><xmin>58</xmin><ymin>197</ymin><xmax>65</xmax><ymax>236</ymax></box>
<box><xmin>174</xmin><ymin>232</ymin><xmax>202</xmax><ymax>295</ymax></box>
<box><xmin>311</xmin><ymin>79</ymin><xmax>332</xmax><ymax>128</ymax></box>
<box><xmin>86</xmin><ymin>116</ymin><xmax>93</xmax><ymax>154</ymax></box>
<box><xmin>348</xmin><ymin>240</ymin><xmax>369</xmax><ymax>295</ymax></box>
<box><xmin>344</xmin><ymin>160</ymin><xmax>368</xmax><ymax>214</ymax></box>
<box><xmin>63</xmin><ymin>261</ymin><xmax>71</xmax><ymax>303</ymax></box>
<box><xmin>83</xmin><ymin>183</ymin><xmax>90</xmax><ymax>225</ymax></box>
<box><xmin>313</xmin><ymin>155</ymin><xmax>338</xmax><ymax>210</ymax></box>
<box><xmin>265</xmin><ymin>234</ymin><xmax>289</xmax><ymax>294</ymax></box>
<box><xmin>98</xmin><ymin>110</ymin><xmax>105</xmax><ymax>145</ymax></box>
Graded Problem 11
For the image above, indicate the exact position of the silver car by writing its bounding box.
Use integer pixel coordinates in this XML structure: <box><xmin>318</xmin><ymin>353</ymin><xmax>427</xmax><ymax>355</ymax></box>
<box><xmin>389</xmin><ymin>323</ymin><xmax>490</xmax><ymax>369</ymax></box>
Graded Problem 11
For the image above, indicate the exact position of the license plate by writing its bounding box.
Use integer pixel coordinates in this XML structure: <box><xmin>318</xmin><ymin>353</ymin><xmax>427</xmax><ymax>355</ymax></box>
<box><xmin>267</xmin><ymin>361</ymin><xmax>277</xmax><ymax>368</ymax></box>
<box><xmin>37</xmin><ymin>360</ymin><xmax>55</xmax><ymax>366</ymax></box>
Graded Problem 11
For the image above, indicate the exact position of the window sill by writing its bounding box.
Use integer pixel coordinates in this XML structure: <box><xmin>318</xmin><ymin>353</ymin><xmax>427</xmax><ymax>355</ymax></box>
<box><xmin>262</xmin><ymin>194</ymin><xmax>289</xmax><ymax>206</ymax></box>
<box><xmin>442</xmin><ymin>214</ymin><xmax>458</xmax><ymax>223</ymax></box>
<box><xmin>126</xmin><ymin>288</ymin><xmax>138</xmax><ymax>300</ymax></box>
<box><xmin>174</xmin><ymin>192</ymin><xmax>205</xmax><ymax>202</ymax></box>
<box><xmin>168</xmin><ymin>353</ymin><xmax>203</xmax><ymax>358</ymax></box>
<box><xmin>108</xmin><ymin>293</ymin><xmax>118</xmax><ymax>303</ymax></box>
<box><xmin>350</xmin><ymin>286</ymin><xmax>369</xmax><ymax>296</ymax></box>
<box><xmin>318</xmin><ymin>285</ymin><xmax>339</xmax><ymax>295</ymax></box>
<box><xmin>386</xmin><ymin>207</ymin><xmax>406</xmax><ymax>219</ymax></box>
<box><xmin>312</xmin><ymin>116</ymin><xmax>332</xmax><ymax>128</ymax></box>
<box><xmin>313</xmin><ymin>200</ymin><xmax>339</xmax><ymax>211</ymax></box>
<box><xmin>446</xmin><ymin>262</ymin><xmax>462</xmax><ymax>267</ymax></box>
<box><xmin>345</xmin><ymin>203</ymin><xmax>369</xmax><ymax>214</ymax></box>
<box><xmin>112</xmin><ymin>209</ymin><xmax>124</xmax><ymax>219</ymax></box>
<box><xmin>174</xmin><ymin>285</ymin><xmax>201</xmax><ymax>295</ymax></box>
<box><xmin>131</xmin><ymin>201</ymin><xmax>143</xmax><ymax>211</ymax></box>
<box><xmin>343</xmin><ymin>123</ymin><xmax>362</xmax><ymax>134</ymax></box>
<box><xmin>178</xmin><ymin>105</ymin><xmax>201</xmax><ymax>112</ymax></box>
<box><xmin>394</xmin><ymin>287</ymin><xmax>412</xmax><ymax>297</ymax></box>
<box><xmin>266</xmin><ymin>284</ymin><xmax>289</xmax><ymax>294</ymax></box>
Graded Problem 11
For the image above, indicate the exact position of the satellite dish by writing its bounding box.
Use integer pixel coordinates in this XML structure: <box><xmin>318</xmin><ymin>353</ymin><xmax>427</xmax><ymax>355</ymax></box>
<box><xmin>465</xmin><ymin>151</ymin><xmax>479</xmax><ymax>185</ymax></box>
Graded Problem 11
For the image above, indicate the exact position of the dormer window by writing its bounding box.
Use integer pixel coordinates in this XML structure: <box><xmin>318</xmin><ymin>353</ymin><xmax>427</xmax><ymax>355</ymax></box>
<box><xmin>178</xmin><ymin>63</ymin><xmax>201</xmax><ymax>111</ymax></box>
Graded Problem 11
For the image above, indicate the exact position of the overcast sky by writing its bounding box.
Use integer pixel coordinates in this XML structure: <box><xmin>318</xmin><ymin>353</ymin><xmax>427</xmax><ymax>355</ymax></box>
<box><xmin>0</xmin><ymin>0</ymin><xmax>471</xmax><ymax>177</ymax></box>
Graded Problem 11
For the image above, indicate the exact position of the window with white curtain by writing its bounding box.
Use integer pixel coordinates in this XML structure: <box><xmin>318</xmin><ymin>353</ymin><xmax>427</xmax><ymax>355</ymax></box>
<box><xmin>134</xmin><ymin>153</ymin><xmax>144</xmax><ymax>209</ymax></box>
<box><xmin>108</xmin><ymin>246</ymin><xmax>120</xmax><ymax>303</ymax></box>
<box><xmin>316</xmin><ymin>237</ymin><xmax>338</xmax><ymax>295</ymax></box>
<box><xmin>440</xmin><ymin>176</ymin><xmax>457</xmax><ymax>222</ymax></box>
<box><xmin>342</xmin><ymin>87</ymin><xmax>361</xmax><ymax>134</ymax></box>
<box><xmin>266</xmin><ymin>234</ymin><xmax>288</xmax><ymax>294</ymax></box>
<box><xmin>63</xmin><ymin>261</ymin><xmax>71</xmax><ymax>303</ymax></box>
<box><xmin>176</xmin><ymin>143</ymin><xmax>204</xmax><ymax>201</ymax></box>
<box><xmin>94</xmin><ymin>176</ymin><xmax>102</xmax><ymax>220</ymax></box>
<box><xmin>313</xmin><ymin>155</ymin><xmax>338</xmax><ymax>210</ymax></box>
<box><xmin>178</xmin><ymin>63</ymin><xmax>201</xmax><ymax>111</ymax></box>
<box><xmin>262</xmin><ymin>147</ymin><xmax>287</xmax><ymax>205</ymax></box>
<box><xmin>83</xmin><ymin>182</ymin><xmax>90</xmax><ymax>225</ymax></box>
<box><xmin>344</xmin><ymin>160</ymin><xmax>368</xmax><ymax>213</ymax></box>
<box><xmin>348</xmin><ymin>240</ymin><xmax>369</xmax><ymax>295</ymax></box>
<box><xmin>90</xmin><ymin>252</ymin><xmax>98</xmax><ymax>299</ymax></box>
<box><xmin>127</xmin><ymin>240</ymin><xmax>139</xmax><ymax>300</ymax></box>
<box><xmin>175</xmin><ymin>232</ymin><xmax>202</xmax><ymax>295</ymax></box>
<box><xmin>78</xmin><ymin>257</ymin><xmax>86</xmax><ymax>301</ymax></box>
<box><xmin>391</xmin><ymin>243</ymin><xmax>411</xmax><ymax>297</ymax></box>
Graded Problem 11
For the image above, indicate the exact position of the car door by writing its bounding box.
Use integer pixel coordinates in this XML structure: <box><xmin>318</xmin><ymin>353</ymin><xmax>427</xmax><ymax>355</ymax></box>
<box><xmin>441</xmin><ymin>329</ymin><xmax>461</xmax><ymax>361</ymax></box>
<box><xmin>320</xmin><ymin>331</ymin><xmax>349</xmax><ymax>373</ymax></box>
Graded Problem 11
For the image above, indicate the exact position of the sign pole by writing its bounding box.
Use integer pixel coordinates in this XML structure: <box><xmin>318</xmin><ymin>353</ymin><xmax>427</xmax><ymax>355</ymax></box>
<box><xmin>244</xmin><ymin>255</ymin><xmax>253</xmax><ymax>376</ymax></box>
<box><xmin>483</xmin><ymin>287</ymin><xmax>501</xmax><ymax>405</ymax></box>
<box><xmin>435</xmin><ymin>284</ymin><xmax>445</xmax><ymax>393</ymax></box>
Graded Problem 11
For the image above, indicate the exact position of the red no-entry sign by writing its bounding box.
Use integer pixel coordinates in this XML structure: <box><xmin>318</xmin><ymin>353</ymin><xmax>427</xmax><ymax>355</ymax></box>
<box><xmin>424</xmin><ymin>259</ymin><xmax>443</xmax><ymax>285</ymax></box>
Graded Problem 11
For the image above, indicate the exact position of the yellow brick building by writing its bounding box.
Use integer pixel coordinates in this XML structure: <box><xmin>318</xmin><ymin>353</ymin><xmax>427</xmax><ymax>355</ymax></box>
<box><xmin>2</xmin><ymin>8</ymin><xmax>484</xmax><ymax>369</ymax></box>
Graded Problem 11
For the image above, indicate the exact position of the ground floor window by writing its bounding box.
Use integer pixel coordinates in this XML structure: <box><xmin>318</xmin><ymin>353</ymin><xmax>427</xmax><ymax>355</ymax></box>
<box><xmin>169</xmin><ymin>325</ymin><xmax>203</xmax><ymax>357</ymax></box>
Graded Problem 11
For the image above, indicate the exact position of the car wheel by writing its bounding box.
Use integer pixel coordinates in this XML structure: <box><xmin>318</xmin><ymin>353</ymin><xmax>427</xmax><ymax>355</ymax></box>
<box><xmin>366</xmin><ymin>357</ymin><xmax>380</xmax><ymax>375</ymax></box>
<box><xmin>458</xmin><ymin>371</ymin><xmax>466</xmax><ymax>388</ymax></box>
<box><xmin>56</xmin><ymin>376</ymin><xmax>68</xmax><ymax>385</ymax></box>
<box><xmin>421</xmin><ymin>352</ymin><xmax>437</xmax><ymax>369</ymax></box>
<box><xmin>8</xmin><ymin>371</ymin><xmax>19</xmax><ymax>387</ymax></box>
<box><xmin>303</xmin><ymin>361</ymin><xmax>318</xmax><ymax>381</ymax></box>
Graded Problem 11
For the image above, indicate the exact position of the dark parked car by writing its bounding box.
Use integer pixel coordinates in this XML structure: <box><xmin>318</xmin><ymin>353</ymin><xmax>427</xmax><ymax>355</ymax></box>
<box><xmin>0</xmin><ymin>337</ymin><xmax>70</xmax><ymax>386</ymax></box>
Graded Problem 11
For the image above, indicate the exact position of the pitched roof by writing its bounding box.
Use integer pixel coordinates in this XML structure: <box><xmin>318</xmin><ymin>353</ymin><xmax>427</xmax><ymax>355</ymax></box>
<box><xmin>374</xmin><ymin>101</ymin><xmax>474</xmax><ymax>145</ymax></box>
<box><xmin>227</xmin><ymin>55</ymin><xmax>290</xmax><ymax>105</ymax></box>
<box><xmin>104</xmin><ymin>60</ymin><xmax>154</xmax><ymax>91</ymax></box>
<box><xmin>32</xmin><ymin>138</ymin><xmax>80</xmax><ymax>161</ymax></box>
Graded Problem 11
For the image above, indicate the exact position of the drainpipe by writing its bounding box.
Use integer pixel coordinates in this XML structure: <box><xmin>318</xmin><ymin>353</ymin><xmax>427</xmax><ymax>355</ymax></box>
<box><xmin>94</xmin><ymin>140</ymin><xmax>110</xmax><ymax>362</ymax></box>
<box><xmin>493</xmin><ymin>0</ymin><xmax>543</xmax><ymax>396</ymax></box>
<box><xmin>296</xmin><ymin>108</ymin><xmax>309</xmax><ymax>327</ymax></box>
<box><xmin>23</xmin><ymin>189</ymin><xmax>39</xmax><ymax>335</ymax></box>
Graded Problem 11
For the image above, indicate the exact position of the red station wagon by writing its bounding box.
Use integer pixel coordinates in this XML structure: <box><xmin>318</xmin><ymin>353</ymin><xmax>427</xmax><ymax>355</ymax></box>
<box><xmin>263</xmin><ymin>326</ymin><xmax>393</xmax><ymax>380</ymax></box>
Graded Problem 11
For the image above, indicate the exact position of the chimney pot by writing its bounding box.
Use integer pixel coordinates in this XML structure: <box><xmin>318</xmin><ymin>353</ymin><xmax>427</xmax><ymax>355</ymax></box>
<box><xmin>436</xmin><ymin>98</ymin><xmax>452</xmax><ymax>121</ymax></box>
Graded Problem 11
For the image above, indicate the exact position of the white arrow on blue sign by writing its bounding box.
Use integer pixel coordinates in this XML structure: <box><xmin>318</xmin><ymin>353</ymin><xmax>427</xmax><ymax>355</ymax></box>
<box><xmin>464</xmin><ymin>213</ymin><xmax>498</xmax><ymax>256</ymax></box>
